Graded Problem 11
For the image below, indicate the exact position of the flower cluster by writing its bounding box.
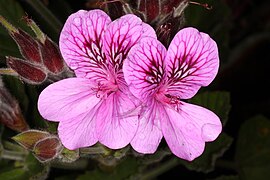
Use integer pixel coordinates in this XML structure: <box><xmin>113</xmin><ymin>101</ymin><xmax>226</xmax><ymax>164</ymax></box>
<box><xmin>0</xmin><ymin>16</ymin><xmax>68</xmax><ymax>84</ymax></box>
<box><xmin>38</xmin><ymin>9</ymin><xmax>221</xmax><ymax>161</ymax></box>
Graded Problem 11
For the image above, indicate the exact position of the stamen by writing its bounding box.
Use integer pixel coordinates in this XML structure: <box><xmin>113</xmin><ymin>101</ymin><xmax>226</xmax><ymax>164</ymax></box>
<box><xmin>189</xmin><ymin>1</ymin><xmax>212</xmax><ymax>10</ymax></box>
<box><xmin>91</xmin><ymin>82</ymin><xmax>102</xmax><ymax>98</ymax></box>
<box><xmin>165</xmin><ymin>94</ymin><xmax>181</xmax><ymax>111</ymax></box>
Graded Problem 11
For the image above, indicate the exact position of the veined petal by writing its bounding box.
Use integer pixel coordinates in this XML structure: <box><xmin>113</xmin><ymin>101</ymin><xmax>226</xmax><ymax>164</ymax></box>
<box><xmin>165</xmin><ymin>27</ymin><xmax>219</xmax><ymax>99</ymax></box>
<box><xmin>131</xmin><ymin>100</ymin><xmax>163</xmax><ymax>153</ymax></box>
<box><xmin>38</xmin><ymin>78</ymin><xmax>101</xmax><ymax>122</ymax></box>
<box><xmin>59</xmin><ymin>10</ymin><xmax>111</xmax><ymax>83</ymax></box>
<box><xmin>103</xmin><ymin>14</ymin><xmax>156</xmax><ymax>72</ymax></box>
<box><xmin>161</xmin><ymin>102</ymin><xmax>221</xmax><ymax>161</ymax></box>
<box><xmin>58</xmin><ymin>106</ymin><xmax>99</xmax><ymax>150</ymax></box>
<box><xmin>123</xmin><ymin>37</ymin><xmax>166</xmax><ymax>100</ymax></box>
<box><xmin>97</xmin><ymin>85</ymin><xmax>140</xmax><ymax>149</ymax></box>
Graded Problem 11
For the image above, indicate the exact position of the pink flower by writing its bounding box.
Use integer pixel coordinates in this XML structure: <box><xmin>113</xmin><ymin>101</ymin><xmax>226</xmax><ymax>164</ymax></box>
<box><xmin>123</xmin><ymin>27</ymin><xmax>222</xmax><ymax>161</ymax></box>
<box><xmin>37</xmin><ymin>10</ymin><xmax>156</xmax><ymax>150</ymax></box>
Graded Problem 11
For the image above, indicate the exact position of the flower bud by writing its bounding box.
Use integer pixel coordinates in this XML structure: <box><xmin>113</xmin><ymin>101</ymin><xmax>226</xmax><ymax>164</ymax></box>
<box><xmin>24</xmin><ymin>16</ymin><xmax>65</xmax><ymax>74</ymax></box>
<box><xmin>0</xmin><ymin>15</ymin><xmax>42</xmax><ymax>63</ymax></box>
<box><xmin>39</xmin><ymin>37</ymin><xmax>65</xmax><ymax>74</ymax></box>
<box><xmin>137</xmin><ymin>0</ymin><xmax>160</xmax><ymax>22</ymax></box>
<box><xmin>33</xmin><ymin>136</ymin><xmax>63</xmax><ymax>162</ymax></box>
<box><xmin>6</xmin><ymin>56</ymin><xmax>47</xmax><ymax>84</ymax></box>
<box><xmin>12</xmin><ymin>29</ymin><xmax>42</xmax><ymax>63</ymax></box>
<box><xmin>12</xmin><ymin>130</ymin><xmax>50</xmax><ymax>150</ymax></box>
<box><xmin>0</xmin><ymin>78</ymin><xmax>29</xmax><ymax>132</ymax></box>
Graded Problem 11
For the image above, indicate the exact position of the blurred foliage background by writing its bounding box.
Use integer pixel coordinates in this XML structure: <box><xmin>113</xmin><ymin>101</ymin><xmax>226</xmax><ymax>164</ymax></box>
<box><xmin>0</xmin><ymin>0</ymin><xmax>270</xmax><ymax>179</ymax></box>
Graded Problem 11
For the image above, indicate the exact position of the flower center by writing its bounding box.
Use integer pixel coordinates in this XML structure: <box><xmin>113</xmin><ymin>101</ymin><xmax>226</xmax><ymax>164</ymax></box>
<box><xmin>92</xmin><ymin>80</ymin><xmax>118</xmax><ymax>99</ymax></box>
<box><xmin>155</xmin><ymin>89</ymin><xmax>181</xmax><ymax>111</ymax></box>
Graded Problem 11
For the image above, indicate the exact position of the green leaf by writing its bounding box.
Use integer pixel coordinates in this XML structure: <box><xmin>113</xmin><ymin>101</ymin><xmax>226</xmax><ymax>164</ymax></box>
<box><xmin>214</xmin><ymin>175</ymin><xmax>239</xmax><ymax>180</ymax></box>
<box><xmin>235</xmin><ymin>115</ymin><xmax>270</xmax><ymax>180</ymax></box>
<box><xmin>189</xmin><ymin>91</ymin><xmax>231</xmax><ymax>125</ymax></box>
<box><xmin>137</xmin><ymin>147</ymin><xmax>171</xmax><ymax>165</ymax></box>
<box><xmin>0</xmin><ymin>168</ymin><xmax>28</xmax><ymax>180</ymax></box>
<box><xmin>77</xmin><ymin>157</ymin><xmax>138</xmax><ymax>180</ymax></box>
<box><xmin>180</xmin><ymin>133</ymin><xmax>233</xmax><ymax>173</ymax></box>
<box><xmin>235</xmin><ymin>115</ymin><xmax>270</xmax><ymax>166</ymax></box>
<box><xmin>241</xmin><ymin>166</ymin><xmax>270</xmax><ymax>180</ymax></box>
<box><xmin>25</xmin><ymin>154</ymin><xmax>50</xmax><ymax>179</ymax></box>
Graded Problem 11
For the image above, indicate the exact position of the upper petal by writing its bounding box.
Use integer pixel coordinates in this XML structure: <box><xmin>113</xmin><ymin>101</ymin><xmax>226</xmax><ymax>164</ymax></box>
<box><xmin>165</xmin><ymin>27</ymin><xmax>219</xmax><ymax>99</ymax></box>
<box><xmin>38</xmin><ymin>78</ymin><xmax>101</xmax><ymax>122</ymax></box>
<box><xmin>96</xmin><ymin>85</ymin><xmax>140</xmax><ymax>149</ymax></box>
<box><xmin>131</xmin><ymin>100</ymin><xmax>163</xmax><ymax>154</ymax></box>
<box><xmin>59</xmin><ymin>10</ymin><xmax>111</xmax><ymax>83</ymax></box>
<box><xmin>123</xmin><ymin>37</ymin><xmax>167</xmax><ymax>100</ymax></box>
<box><xmin>161</xmin><ymin>102</ymin><xmax>222</xmax><ymax>161</ymax></box>
<box><xmin>103</xmin><ymin>14</ymin><xmax>156</xmax><ymax>72</ymax></box>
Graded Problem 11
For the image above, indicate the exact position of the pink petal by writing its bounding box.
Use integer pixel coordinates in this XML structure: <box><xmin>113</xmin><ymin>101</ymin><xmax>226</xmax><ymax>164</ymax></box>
<box><xmin>102</xmin><ymin>14</ymin><xmax>156</xmax><ymax>71</ymax></box>
<box><xmin>165</xmin><ymin>27</ymin><xmax>219</xmax><ymax>99</ymax></box>
<box><xmin>123</xmin><ymin>37</ymin><xmax>167</xmax><ymax>100</ymax></box>
<box><xmin>97</xmin><ymin>84</ymin><xmax>140</xmax><ymax>149</ymax></box>
<box><xmin>59</xmin><ymin>10</ymin><xmax>111</xmax><ymax>83</ymax></box>
<box><xmin>161</xmin><ymin>102</ymin><xmax>221</xmax><ymax>161</ymax></box>
<box><xmin>38</xmin><ymin>78</ymin><xmax>101</xmax><ymax>122</ymax></box>
<box><xmin>58</xmin><ymin>107</ymin><xmax>99</xmax><ymax>150</ymax></box>
<box><xmin>131</xmin><ymin>100</ymin><xmax>163</xmax><ymax>153</ymax></box>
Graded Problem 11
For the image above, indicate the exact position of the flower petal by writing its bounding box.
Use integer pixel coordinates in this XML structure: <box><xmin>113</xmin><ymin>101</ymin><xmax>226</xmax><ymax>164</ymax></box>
<box><xmin>123</xmin><ymin>37</ymin><xmax>166</xmax><ymax>100</ymax></box>
<box><xmin>58</xmin><ymin>107</ymin><xmax>99</xmax><ymax>150</ymax></box>
<box><xmin>103</xmin><ymin>14</ymin><xmax>156</xmax><ymax>71</ymax></box>
<box><xmin>131</xmin><ymin>101</ymin><xmax>163</xmax><ymax>153</ymax></box>
<box><xmin>38</xmin><ymin>78</ymin><xmax>101</xmax><ymax>122</ymax></box>
<box><xmin>161</xmin><ymin>102</ymin><xmax>221</xmax><ymax>161</ymax></box>
<box><xmin>59</xmin><ymin>10</ymin><xmax>111</xmax><ymax>83</ymax></box>
<box><xmin>165</xmin><ymin>27</ymin><xmax>219</xmax><ymax>99</ymax></box>
<box><xmin>97</xmin><ymin>85</ymin><xmax>140</xmax><ymax>149</ymax></box>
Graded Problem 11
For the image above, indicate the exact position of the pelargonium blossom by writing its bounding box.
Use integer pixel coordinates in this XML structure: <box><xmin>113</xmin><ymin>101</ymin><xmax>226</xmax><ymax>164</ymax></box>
<box><xmin>37</xmin><ymin>9</ymin><xmax>156</xmax><ymax>150</ymax></box>
<box><xmin>123</xmin><ymin>27</ymin><xmax>222</xmax><ymax>161</ymax></box>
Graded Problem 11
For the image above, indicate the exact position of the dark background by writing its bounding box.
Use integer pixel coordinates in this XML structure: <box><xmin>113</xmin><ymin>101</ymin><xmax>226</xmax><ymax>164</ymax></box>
<box><xmin>1</xmin><ymin>0</ymin><xmax>270</xmax><ymax>179</ymax></box>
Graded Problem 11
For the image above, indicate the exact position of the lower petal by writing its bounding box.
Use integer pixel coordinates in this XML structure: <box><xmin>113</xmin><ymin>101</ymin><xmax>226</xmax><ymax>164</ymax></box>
<box><xmin>161</xmin><ymin>102</ymin><xmax>221</xmax><ymax>161</ymax></box>
<box><xmin>97</xmin><ymin>88</ymin><xmax>140</xmax><ymax>149</ymax></box>
<box><xmin>131</xmin><ymin>101</ymin><xmax>163</xmax><ymax>154</ymax></box>
<box><xmin>38</xmin><ymin>78</ymin><xmax>100</xmax><ymax>122</ymax></box>
<box><xmin>58</xmin><ymin>103</ymin><xmax>100</xmax><ymax>150</ymax></box>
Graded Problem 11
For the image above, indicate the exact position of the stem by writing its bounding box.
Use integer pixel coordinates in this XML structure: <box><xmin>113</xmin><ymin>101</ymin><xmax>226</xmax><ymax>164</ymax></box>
<box><xmin>24</xmin><ymin>17</ymin><xmax>46</xmax><ymax>43</ymax></box>
<box><xmin>24</xmin><ymin>0</ymin><xmax>62</xmax><ymax>34</ymax></box>
<box><xmin>51</xmin><ymin>159</ymin><xmax>88</xmax><ymax>170</ymax></box>
<box><xmin>80</xmin><ymin>146</ymin><xmax>109</xmax><ymax>155</ymax></box>
<box><xmin>0</xmin><ymin>15</ymin><xmax>18</xmax><ymax>33</ymax></box>
<box><xmin>0</xmin><ymin>149</ymin><xmax>26</xmax><ymax>161</ymax></box>
<box><xmin>0</xmin><ymin>68</ymin><xmax>18</xmax><ymax>76</ymax></box>
<box><xmin>140</xmin><ymin>158</ymin><xmax>180</xmax><ymax>180</ymax></box>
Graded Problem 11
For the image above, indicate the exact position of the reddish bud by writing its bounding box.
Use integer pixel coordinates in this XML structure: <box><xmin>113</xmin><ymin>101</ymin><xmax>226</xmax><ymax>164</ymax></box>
<box><xmin>0</xmin><ymin>79</ymin><xmax>29</xmax><ymax>132</ymax></box>
<box><xmin>40</xmin><ymin>37</ymin><xmax>64</xmax><ymax>74</ymax></box>
<box><xmin>7</xmin><ymin>56</ymin><xmax>47</xmax><ymax>84</ymax></box>
<box><xmin>11</xmin><ymin>29</ymin><xmax>42</xmax><ymax>63</ymax></box>
<box><xmin>12</xmin><ymin>130</ymin><xmax>50</xmax><ymax>150</ymax></box>
<box><xmin>33</xmin><ymin>136</ymin><xmax>63</xmax><ymax>162</ymax></box>
<box><xmin>138</xmin><ymin>0</ymin><xmax>161</xmax><ymax>22</ymax></box>
<box><xmin>161</xmin><ymin>0</ymin><xmax>188</xmax><ymax>14</ymax></box>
